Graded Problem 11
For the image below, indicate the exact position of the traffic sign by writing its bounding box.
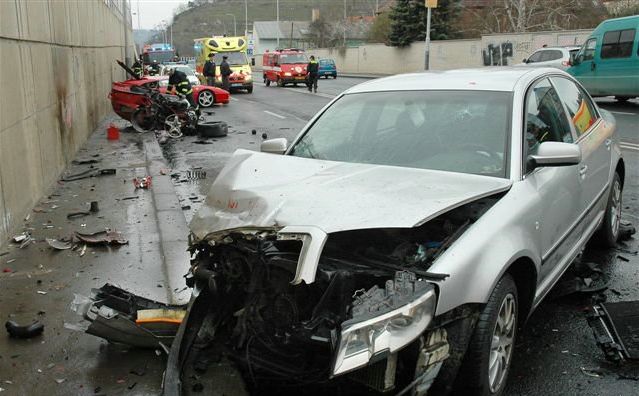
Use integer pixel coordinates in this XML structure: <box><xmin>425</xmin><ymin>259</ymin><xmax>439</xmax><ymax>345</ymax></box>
<box><xmin>426</xmin><ymin>0</ymin><xmax>438</xmax><ymax>7</ymax></box>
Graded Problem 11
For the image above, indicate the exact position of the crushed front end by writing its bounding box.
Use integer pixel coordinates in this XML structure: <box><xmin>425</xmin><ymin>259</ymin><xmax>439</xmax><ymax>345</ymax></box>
<box><xmin>163</xmin><ymin>206</ymin><xmax>492</xmax><ymax>395</ymax></box>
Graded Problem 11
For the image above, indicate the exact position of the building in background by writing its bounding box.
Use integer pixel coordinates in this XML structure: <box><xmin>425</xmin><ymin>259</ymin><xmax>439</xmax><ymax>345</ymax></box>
<box><xmin>253</xmin><ymin>21</ymin><xmax>311</xmax><ymax>54</ymax></box>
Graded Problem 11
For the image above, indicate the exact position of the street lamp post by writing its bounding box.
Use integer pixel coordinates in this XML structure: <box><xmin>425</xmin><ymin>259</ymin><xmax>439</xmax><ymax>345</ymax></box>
<box><xmin>244</xmin><ymin>0</ymin><xmax>248</xmax><ymax>37</ymax></box>
<box><xmin>424</xmin><ymin>0</ymin><xmax>437</xmax><ymax>71</ymax></box>
<box><xmin>276</xmin><ymin>0</ymin><xmax>280</xmax><ymax>48</ymax></box>
<box><xmin>226</xmin><ymin>13</ymin><xmax>237</xmax><ymax>36</ymax></box>
<box><xmin>343</xmin><ymin>0</ymin><xmax>347</xmax><ymax>46</ymax></box>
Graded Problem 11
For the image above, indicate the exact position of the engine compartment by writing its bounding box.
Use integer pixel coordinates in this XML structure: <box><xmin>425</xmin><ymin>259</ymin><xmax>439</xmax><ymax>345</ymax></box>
<box><xmin>174</xmin><ymin>196</ymin><xmax>500</xmax><ymax>394</ymax></box>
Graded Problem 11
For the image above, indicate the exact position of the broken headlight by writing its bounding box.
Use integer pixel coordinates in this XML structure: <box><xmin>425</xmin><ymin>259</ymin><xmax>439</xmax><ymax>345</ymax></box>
<box><xmin>332</xmin><ymin>272</ymin><xmax>437</xmax><ymax>376</ymax></box>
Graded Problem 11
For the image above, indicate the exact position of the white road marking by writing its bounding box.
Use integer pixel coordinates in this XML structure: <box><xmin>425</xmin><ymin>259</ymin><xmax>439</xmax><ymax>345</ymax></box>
<box><xmin>620</xmin><ymin>144</ymin><xmax>639</xmax><ymax>152</ymax></box>
<box><xmin>621</xmin><ymin>140</ymin><xmax>639</xmax><ymax>147</ymax></box>
<box><xmin>610</xmin><ymin>111</ymin><xmax>636</xmax><ymax>116</ymax></box>
<box><xmin>230</xmin><ymin>97</ymin><xmax>239</xmax><ymax>102</ymax></box>
<box><xmin>264</xmin><ymin>110</ymin><xmax>286</xmax><ymax>119</ymax></box>
<box><xmin>285</xmin><ymin>88</ymin><xmax>336</xmax><ymax>99</ymax></box>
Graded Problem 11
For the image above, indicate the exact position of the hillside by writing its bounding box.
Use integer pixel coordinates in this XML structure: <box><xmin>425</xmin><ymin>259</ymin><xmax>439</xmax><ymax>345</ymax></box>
<box><xmin>169</xmin><ymin>0</ymin><xmax>393</xmax><ymax>56</ymax></box>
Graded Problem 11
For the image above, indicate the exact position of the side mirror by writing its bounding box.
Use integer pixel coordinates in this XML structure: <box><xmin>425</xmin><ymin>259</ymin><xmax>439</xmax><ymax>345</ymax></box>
<box><xmin>251</xmin><ymin>58</ymin><xmax>256</xmax><ymax>66</ymax></box>
<box><xmin>527</xmin><ymin>142</ymin><xmax>581</xmax><ymax>170</ymax></box>
<box><xmin>261</xmin><ymin>138</ymin><xmax>288</xmax><ymax>155</ymax></box>
<box><xmin>572</xmin><ymin>55</ymin><xmax>582</xmax><ymax>66</ymax></box>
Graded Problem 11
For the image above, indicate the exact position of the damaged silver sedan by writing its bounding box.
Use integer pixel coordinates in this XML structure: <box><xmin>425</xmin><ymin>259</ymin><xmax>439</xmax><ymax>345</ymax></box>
<box><xmin>80</xmin><ymin>68</ymin><xmax>624</xmax><ymax>396</ymax></box>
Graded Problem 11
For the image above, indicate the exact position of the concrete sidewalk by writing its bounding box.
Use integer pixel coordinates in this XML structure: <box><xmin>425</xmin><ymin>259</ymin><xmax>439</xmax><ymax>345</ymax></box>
<box><xmin>0</xmin><ymin>114</ymin><xmax>189</xmax><ymax>395</ymax></box>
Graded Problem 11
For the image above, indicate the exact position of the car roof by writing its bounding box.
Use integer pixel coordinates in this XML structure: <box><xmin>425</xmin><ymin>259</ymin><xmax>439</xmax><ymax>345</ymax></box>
<box><xmin>534</xmin><ymin>46</ymin><xmax>581</xmax><ymax>51</ymax></box>
<box><xmin>345</xmin><ymin>68</ymin><xmax>559</xmax><ymax>94</ymax></box>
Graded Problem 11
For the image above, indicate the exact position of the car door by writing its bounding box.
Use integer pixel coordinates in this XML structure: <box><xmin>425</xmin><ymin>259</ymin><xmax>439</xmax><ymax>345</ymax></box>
<box><xmin>551</xmin><ymin>76</ymin><xmax>611</xmax><ymax>232</ymax></box>
<box><xmin>569</xmin><ymin>38</ymin><xmax>598</xmax><ymax>94</ymax></box>
<box><xmin>522</xmin><ymin>78</ymin><xmax>581</xmax><ymax>283</ymax></box>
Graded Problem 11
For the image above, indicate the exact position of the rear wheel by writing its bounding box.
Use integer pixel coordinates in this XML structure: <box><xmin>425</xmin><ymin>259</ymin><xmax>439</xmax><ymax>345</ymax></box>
<box><xmin>458</xmin><ymin>274</ymin><xmax>517</xmax><ymax>396</ymax></box>
<box><xmin>333</xmin><ymin>74</ymin><xmax>337</xmax><ymax>79</ymax></box>
<box><xmin>595</xmin><ymin>172</ymin><xmax>622</xmax><ymax>247</ymax></box>
<box><xmin>246</xmin><ymin>86</ymin><xmax>253</xmax><ymax>93</ymax></box>
<box><xmin>164</xmin><ymin>114</ymin><xmax>183</xmax><ymax>139</ymax></box>
<box><xmin>197</xmin><ymin>90</ymin><xmax>215</xmax><ymax>107</ymax></box>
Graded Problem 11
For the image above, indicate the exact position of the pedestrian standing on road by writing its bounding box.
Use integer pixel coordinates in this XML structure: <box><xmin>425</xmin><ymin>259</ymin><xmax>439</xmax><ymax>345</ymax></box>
<box><xmin>203</xmin><ymin>53</ymin><xmax>216</xmax><ymax>87</ymax></box>
<box><xmin>220</xmin><ymin>55</ymin><xmax>232</xmax><ymax>92</ymax></box>
<box><xmin>306</xmin><ymin>55</ymin><xmax>319</xmax><ymax>93</ymax></box>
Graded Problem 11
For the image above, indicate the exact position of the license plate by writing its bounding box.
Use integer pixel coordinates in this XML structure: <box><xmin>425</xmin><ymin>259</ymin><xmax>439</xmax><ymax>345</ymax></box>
<box><xmin>231</xmin><ymin>83</ymin><xmax>242</xmax><ymax>87</ymax></box>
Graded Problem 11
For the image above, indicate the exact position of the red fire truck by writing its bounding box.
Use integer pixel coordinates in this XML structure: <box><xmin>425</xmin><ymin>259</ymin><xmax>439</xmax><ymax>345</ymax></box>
<box><xmin>262</xmin><ymin>49</ymin><xmax>309</xmax><ymax>87</ymax></box>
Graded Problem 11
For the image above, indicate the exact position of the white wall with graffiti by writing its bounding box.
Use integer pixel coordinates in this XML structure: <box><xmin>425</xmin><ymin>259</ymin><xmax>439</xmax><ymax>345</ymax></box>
<box><xmin>295</xmin><ymin>28</ymin><xmax>594</xmax><ymax>74</ymax></box>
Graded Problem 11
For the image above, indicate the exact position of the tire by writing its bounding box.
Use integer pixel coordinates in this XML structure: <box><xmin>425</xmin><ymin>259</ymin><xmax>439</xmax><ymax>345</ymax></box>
<box><xmin>615</xmin><ymin>96</ymin><xmax>630</xmax><ymax>103</ymax></box>
<box><xmin>333</xmin><ymin>75</ymin><xmax>337</xmax><ymax>79</ymax></box>
<box><xmin>277</xmin><ymin>78</ymin><xmax>284</xmax><ymax>87</ymax></box>
<box><xmin>458</xmin><ymin>274</ymin><xmax>518</xmax><ymax>396</ymax></box>
<box><xmin>595</xmin><ymin>172</ymin><xmax>622</xmax><ymax>247</ymax></box>
<box><xmin>198</xmin><ymin>121</ymin><xmax>228</xmax><ymax>138</ymax></box>
<box><xmin>131</xmin><ymin>108</ymin><xmax>154</xmax><ymax>132</ymax></box>
<box><xmin>265</xmin><ymin>79</ymin><xmax>271</xmax><ymax>87</ymax></box>
<box><xmin>197</xmin><ymin>90</ymin><xmax>215</xmax><ymax>107</ymax></box>
<box><xmin>246</xmin><ymin>86</ymin><xmax>253</xmax><ymax>93</ymax></box>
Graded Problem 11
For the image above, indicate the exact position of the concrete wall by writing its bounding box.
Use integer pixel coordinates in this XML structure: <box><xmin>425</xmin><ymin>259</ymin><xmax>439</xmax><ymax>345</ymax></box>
<box><xmin>0</xmin><ymin>0</ymin><xmax>134</xmax><ymax>243</ymax></box>
<box><xmin>292</xmin><ymin>29</ymin><xmax>592</xmax><ymax>75</ymax></box>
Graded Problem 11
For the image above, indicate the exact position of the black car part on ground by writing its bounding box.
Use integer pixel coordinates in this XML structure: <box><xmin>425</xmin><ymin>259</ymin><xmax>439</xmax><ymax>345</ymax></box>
<box><xmin>588</xmin><ymin>301</ymin><xmax>639</xmax><ymax>362</ymax></box>
<box><xmin>163</xmin><ymin>195</ymin><xmax>501</xmax><ymax>395</ymax></box>
<box><xmin>74</xmin><ymin>284</ymin><xmax>186</xmax><ymax>348</ymax></box>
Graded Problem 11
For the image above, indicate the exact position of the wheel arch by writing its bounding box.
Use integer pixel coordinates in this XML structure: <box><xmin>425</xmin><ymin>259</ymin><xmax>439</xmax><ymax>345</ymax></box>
<box><xmin>504</xmin><ymin>256</ymin><xmax>537</xmax><ymax>326</ymax></box>
<box><xmin>615</xmin><ymin>158</ymin><xmax>625</xmax><ymax>189</ymax></box>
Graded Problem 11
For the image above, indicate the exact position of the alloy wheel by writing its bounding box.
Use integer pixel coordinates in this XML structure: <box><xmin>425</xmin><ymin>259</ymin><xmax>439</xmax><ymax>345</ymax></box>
<box><xmin>198</xmin><ymin>91</ymin><xmax>214</xmax><ymax>107</ymax></box>
<box><xmin>489</xmin><ymin>293</ymin><xmax>516</xmax><ymax>393</ymax></box>
<box><xmin>610</xmin><ymin>179</ymin><xmax>621</xmax><ymax>240</ymax></box>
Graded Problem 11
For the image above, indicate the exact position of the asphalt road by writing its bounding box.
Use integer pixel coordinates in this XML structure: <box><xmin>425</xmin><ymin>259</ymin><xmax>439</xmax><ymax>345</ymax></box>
<box><xmin>161</xmin><ymin>77</ymin><xmax>639</xmax><ymax>396</ymax></box>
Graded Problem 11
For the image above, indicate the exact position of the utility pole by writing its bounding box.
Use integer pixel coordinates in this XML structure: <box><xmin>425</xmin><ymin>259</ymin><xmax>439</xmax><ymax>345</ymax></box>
<box><xmin>343</xmin><ymin>0</ymin><xmax>346</xmax><ymax>46</ymax></box>
<box><xmin>244</xmin><ymin>0</ymin><xmax>248</xmax><ymax>37</ymax></box>
<box><xmin>276</xmin><ymin>0</ymin><xmax>280</xmax><ymax>48</ymax></box>
<box><xmin>424</xmin><ymin>0</ymin><xmax>437</xmax><ymax>70</ymax></box>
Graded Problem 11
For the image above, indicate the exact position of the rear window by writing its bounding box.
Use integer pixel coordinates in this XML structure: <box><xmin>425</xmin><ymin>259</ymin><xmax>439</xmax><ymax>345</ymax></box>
<box><xmin>320</xmin><ymin>59</ymin><xmax>335</xmax><ymax>65</ymax></box>
<box><xmin>601</xmin><ymin>29</ymin><xmax>636</xmax><ymax>59</ymax></box>
<box><xmin>541</xmin><ymin>50</ymin><xmax>563</xmax><ymax>62</ymax></box>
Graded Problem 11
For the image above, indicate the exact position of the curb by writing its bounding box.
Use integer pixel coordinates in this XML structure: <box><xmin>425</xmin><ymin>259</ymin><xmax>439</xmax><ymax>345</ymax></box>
<box><xmin>142</xmin><ymin>134</ymin><xmax>191</xmax><ymax>305</ymax></box>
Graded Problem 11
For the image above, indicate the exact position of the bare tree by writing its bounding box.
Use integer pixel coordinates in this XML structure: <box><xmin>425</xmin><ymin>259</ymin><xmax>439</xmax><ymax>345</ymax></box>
<box><xmin>464</xmin><ymin>0</ymin><xmax>608</xmax><ymax>34</ymax></box>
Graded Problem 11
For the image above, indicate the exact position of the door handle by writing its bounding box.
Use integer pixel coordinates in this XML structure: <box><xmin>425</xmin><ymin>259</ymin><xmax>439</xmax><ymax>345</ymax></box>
<box><xmin>605</xmin><ymin>139</ymin><xmax>612</xmax><ymax>150</ymax></box>
<box><xmin>591</xmin><ymin>62</ymin><xmax>596</xmax><ymax>71</ymax></box>
<box><xmin>579</xmin><ymin>165</ymin><xmax>588</xmax><ymax>177</ymax></box>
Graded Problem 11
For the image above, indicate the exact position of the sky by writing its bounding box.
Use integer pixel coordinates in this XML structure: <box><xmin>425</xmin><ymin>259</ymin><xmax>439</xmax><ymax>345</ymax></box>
<box><xmin>131</xmin><ymin>0</ymin><xmax>189</xmax><ymax>30</ymax></box>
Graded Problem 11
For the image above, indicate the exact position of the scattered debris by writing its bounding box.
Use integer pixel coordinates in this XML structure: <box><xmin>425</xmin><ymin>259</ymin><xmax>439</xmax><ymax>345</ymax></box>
<box><xmin>75</xmin><ymin>230</ymin><xmax>128</xmax><ymax>246</ymax></box>
<box><xmin>128</xmin><ymin>382</ymin><xmax>137</xmax><ymax>390</ymax></box>
<box><xmin>37</xmin><ymin>291</ymin><xmax>48</xmax><ymax>295</ymax></box>
<box><xmin>133</xmin><ymin>176</ymin><xmax>152</xmax><ymax>189</ymax></box>
<box><xmin>580</xmin><ymin>367</ymin><xmax>604</xmax><ymax>378</ymax></box>
<box><xmin>193</xmin><ymin>140</ymin><xmax>213</xmax><ymax>145</ymax></box>
<box><xmin>46</xmin><ymin>238</ymin><xmax>74</xmax><ymax>250</ymax></box>
<box><xmin>251</xmin><ymin>129</ymin><xmax>257</xmax><ymax>135</ymax></box>
<box><xmin>181</xmin><ymin>205</ymin><xmax>191</xmax><ymax>210</ymax></box>
<box><xmin>617</xmin><ymin>255</ymin><xmax>630</xmax><ymax>262</ymax></box>
<box><xmin>619</xmin><ymin>220</ymin><xmax>636</xmax><ymax>241</ymax></box>
<box><xmin>588</xmin><ymin>301</ymin><xmax>639</xmax><ymax>362</ymax></box>
<box><xmin>160</xmin><ymin>168</ymin><xmax>170</xmax><ymax>175</ymax></box>
<box><xmin>72</xmin><ymin>158</ymin><xmax>101</xmax><ymax>165</ymax></box>
<box><xmin>117</xmin><ymin>196</ymin><xmax>139</xmax><ymax>201</ymax></box>
<box><xmin>67</xmin><ymin>201</ymin><xmax>100</xmax><ymax>219</ymax></box>
<box><xmin>79</xmin><ymin>245</ymin><xmax>87</xmax><ymax>257</ymax></box>
<box><xmin>261</xmin><ymin>132</ymin><xmax>268</xmax><ymax>139</ymax></box>
<box><xmin>550</xmin><ymin>261</ymin><xmax>609</xmax><ymax>299</ymax></box>
<box><xmin>61</xmin><ymin>168</ymin><xmax>116</xmax><ymax>182</ymax></box>
<box><xmin>12</xmin><ymin>233</ymin><xmax>32</xmax><ymax>248</ymax></box>
<box><xmin>5</xmin><ymin>320</ymin><xmax>44</xmax><ymax>338</ymax></box>
<box><xmin>55</xmin><ymin>379</ymin><xmax>66</xmax><ymax>384</ymax></box>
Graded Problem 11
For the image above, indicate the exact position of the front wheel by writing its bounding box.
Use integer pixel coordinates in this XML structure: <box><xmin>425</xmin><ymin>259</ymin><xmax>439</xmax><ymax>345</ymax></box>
<box><xmin>458</xmin><ymin>274</ymin><xmax>517</xmax><ymax>396</ymax></box>
<box><xmin>131</xmin><ymin>107</ymin><xmax>155</xmax><ymax>132</ymax></box>
<box><xmin>595</xmin><ymin>172</ymin><xmax>622</xmax><ymax>247</ymax></box>
<box><xmin>164</xmin><ymin>114</ymin><xmax>183</xmax><ymax>139</ymax></box>
<box><xmin>277</xmin><ymin>78</ymin><xmax>284</xmax><ymax>87</ymax></box>
<box><xmin>246</xmin><ymin>86</ymin><xmax>253</xmax><ymax>93</ymax></box>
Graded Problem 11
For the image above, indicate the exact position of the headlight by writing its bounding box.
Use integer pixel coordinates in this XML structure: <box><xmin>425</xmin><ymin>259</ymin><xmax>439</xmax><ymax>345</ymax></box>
<box><xmin>284</xmin><ymin>72</ymin><xmax>292</xmax><ymax>76</ymax></box>
<box><xmin>244</xmin><ymin>74</ymin><xmax>252</xmax><ymax>81</ymax></box>
<box><xmin>332</xmin><ymin>279</ymin><xmax>436</xmax><ymax>376</ymax></box>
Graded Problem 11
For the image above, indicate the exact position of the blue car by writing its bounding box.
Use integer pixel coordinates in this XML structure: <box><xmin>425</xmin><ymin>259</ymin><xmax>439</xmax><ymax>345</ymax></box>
<box><xmin>318</xmin><ymin>58</ymin><xmax>337</xmax><ymax>79</ymax></box>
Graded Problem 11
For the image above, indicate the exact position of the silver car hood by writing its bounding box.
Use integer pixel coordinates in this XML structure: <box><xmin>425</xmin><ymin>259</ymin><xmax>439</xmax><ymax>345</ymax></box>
<box><xmin>190</xmin><ymin>150</ymin><xmax>512</xmax><ymax>241</ymax></box>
